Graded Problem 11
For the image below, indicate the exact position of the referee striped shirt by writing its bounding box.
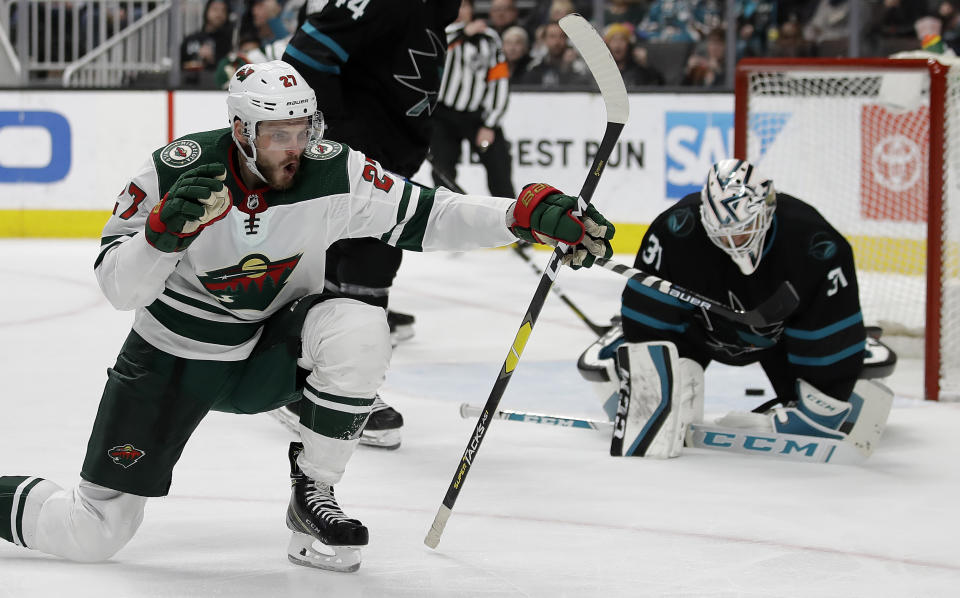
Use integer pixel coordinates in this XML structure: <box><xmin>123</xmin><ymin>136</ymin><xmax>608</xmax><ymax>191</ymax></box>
<box><xmin>439</xmin><ymin>22</ymin><xmax>510</xmax><ymax>128</ymax></box>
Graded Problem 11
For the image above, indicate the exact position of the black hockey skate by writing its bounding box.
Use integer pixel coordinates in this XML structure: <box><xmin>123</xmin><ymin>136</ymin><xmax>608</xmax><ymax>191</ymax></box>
<box><xmin>359</xmin><ymin>395</ymin><xmax>404</xmax><ymax>450</ymax></box>
<box><xmin>286</xmin><ymin>442</ymin><xmax>368</xmax><ymax>572</ymax></box>
<box><xmin>387</xmin><ymin>310</ymin><xmax>415</xmax><ymax>345</ymax></box>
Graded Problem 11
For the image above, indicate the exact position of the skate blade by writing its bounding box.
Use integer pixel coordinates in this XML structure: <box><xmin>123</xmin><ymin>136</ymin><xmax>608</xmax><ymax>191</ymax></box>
<box><xmin>359</xmin><ymin>428</ymin><xmax>401</xmax><ymax>450</ymax></box>
<box><xmin>287</xmin><ymin>532</ymin><xmax>361</xmax><ymax>572</ymax></box>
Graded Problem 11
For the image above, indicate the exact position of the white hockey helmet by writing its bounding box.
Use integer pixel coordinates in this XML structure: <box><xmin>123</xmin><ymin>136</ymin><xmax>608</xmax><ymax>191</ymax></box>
<box><xmin>699</xmin><ymin>159</ymin><xmax>776</xmax><ymax>275</ymax></box>
<box><xmin>226</xmin><ymin>60</ymin><xmax>324</xmax><ymax>183</ymax></box>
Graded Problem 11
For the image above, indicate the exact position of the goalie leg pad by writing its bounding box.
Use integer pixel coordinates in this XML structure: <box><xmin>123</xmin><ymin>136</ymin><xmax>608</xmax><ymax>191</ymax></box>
<box><xmin>843</xmin><ymin>379</ymin><xmax>894</xmax><ymax>456</ymax></box>
<box><xmin>610</xmin><ymin>342</ymin><xmax>703</xmax><ymax>458</ymax></box>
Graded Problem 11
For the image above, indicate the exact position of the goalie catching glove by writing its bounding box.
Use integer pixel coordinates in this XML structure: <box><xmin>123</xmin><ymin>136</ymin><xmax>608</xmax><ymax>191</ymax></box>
<box><xmin>511</xmin><ymin>183</ymin><xmax>614</xmax><ymax>268</ymax></box>
<box><xmin>146</xmin><ymin>163</ymin><xmax>231</xmax><ymax>252</ymax></box>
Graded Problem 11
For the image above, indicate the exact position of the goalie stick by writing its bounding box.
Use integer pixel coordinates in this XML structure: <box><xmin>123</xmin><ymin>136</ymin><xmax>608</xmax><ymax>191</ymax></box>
<box><xmin>457</xmin><ymin>404</ymin><xmax>866</xmax><ymax>465</ymax></box>
<box><xmin>427</xmin><ymin>154</ymin><xmax>612</xmax><ymax>337</ymax></box>
<box><xmin>595</xmin><ymin>257</ymin><xmax>800</xmax><ymax>328</ymax></box>
<box><xmin>424</xmin><ymin>13</ymin><xmax>629</xmax><ymax>549</ymax></box>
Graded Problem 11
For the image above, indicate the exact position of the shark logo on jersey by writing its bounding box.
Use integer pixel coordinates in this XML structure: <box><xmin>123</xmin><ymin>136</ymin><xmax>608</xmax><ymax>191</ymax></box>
<box><xmin>701</xmin><ymin>291</ymin><xmax>784</xmax><ymax>358</ymax></box>
<box><xmin>808</xmin><ymin>232</ymin><xmax>838</xmax><ymax>261</ymax></box>
<box><xmin>159</xmin><ymin>139</ymin><xmax>202</xmax><ymax>168</ymax></box>
<box><xmin>198</xmin><ymin>253</ymin><xmax>303</xmax><ymax>311</ymax></box>
<box><xmin>394</xmin><ymin>29</ymin><xmax>445</xmax><ymax>117</ymax></box>
<box><xmin>666</xmin><ymin>207</ymin><xmax>697</xmax><ymax>238</ymax></box>
<box><xmin>107</xmin><ymin>444</ymin><xmax>145</xmax><ymax>468</ymax></box>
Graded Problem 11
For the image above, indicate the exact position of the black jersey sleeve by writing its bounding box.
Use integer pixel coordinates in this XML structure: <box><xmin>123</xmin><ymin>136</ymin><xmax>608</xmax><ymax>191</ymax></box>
<box><xmin>620</xmin><ymin>200</ymin><xmax>705</xmax><ymax>364</ymax></box>
<box><xmin>779</xmin><ymin>228</ymin><xmax>866</xmax><ymax>401</ymax></box>
<box><xmin>282</xmin><ymin>1</ymin><xmax>402</xmax><ymax>141</ymax></box>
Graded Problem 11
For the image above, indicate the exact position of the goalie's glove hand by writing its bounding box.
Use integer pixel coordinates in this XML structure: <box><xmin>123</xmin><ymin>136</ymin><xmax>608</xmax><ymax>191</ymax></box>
<box><xmin>511</xmin><ymin>183</ymin><xmax>615</xmax><ymax>269</ymax></box>
<box><xmin>146</xmin><ymin>163</ymin><xmax>231</xmax><ymax>253</ymax></box>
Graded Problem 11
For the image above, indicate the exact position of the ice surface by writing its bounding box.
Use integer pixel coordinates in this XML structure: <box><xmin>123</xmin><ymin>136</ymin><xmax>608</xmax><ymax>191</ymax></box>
<box><xmin>1</xmin><ymin>240</ymin><xmax>957</xmax><ymax>597</ymax></box>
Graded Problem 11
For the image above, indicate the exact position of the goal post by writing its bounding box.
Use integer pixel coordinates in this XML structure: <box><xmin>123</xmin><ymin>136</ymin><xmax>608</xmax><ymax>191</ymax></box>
<box><xmin>734</xmin><ymin>57</ymin><xmax>959</xmax><ymax>401</ymax></box>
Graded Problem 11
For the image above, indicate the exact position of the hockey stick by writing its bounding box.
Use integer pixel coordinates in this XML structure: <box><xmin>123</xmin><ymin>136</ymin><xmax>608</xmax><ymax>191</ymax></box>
<box><xmin>424</xmin><ymin>13</ymin><xmax>629</xmax><ymax>549</ymax></box>
<box><xmin>595</xmin><ymin>257</ymin><xmax>800</xmax><ymax>328</ymax></box>
<box><xmin>458</xmin><ymin>403</ymin><xmax>865</xmax><ymax>465</ymax></box>
<box><xmin>427</xmin><ymin>155</ymin><xmax>612</xmax><ymax>337</ymax></box>
<box><xmin>459</xmin><ymin>402</ymin><xmax>613</xmax><ymax>432</ymax></box>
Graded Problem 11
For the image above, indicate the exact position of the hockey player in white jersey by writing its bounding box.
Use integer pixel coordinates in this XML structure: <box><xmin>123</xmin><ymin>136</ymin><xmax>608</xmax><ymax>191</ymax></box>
<box><xmin>0</xmin><ymin>61</ymin><xmax>614</xmax><ymax>572</ymax></box>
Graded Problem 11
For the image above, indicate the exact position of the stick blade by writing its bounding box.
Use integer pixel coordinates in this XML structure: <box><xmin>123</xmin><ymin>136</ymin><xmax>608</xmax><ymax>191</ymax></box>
<box><xmin>559</xmin><ymin>14</ymin><xmax>629</xmax><ymax>124</ymax></box>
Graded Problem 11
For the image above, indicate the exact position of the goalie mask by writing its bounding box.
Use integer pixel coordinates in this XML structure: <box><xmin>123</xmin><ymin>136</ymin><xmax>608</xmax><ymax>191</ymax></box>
<box><xmin>699</xmin><ymin>159</ymin><xmax>776</xmax><ymax>275</ymax></box>
<box><xmin>226</xmin><ymin>60</ymin><xmax>324</xmax><ymax>184</ymax></box>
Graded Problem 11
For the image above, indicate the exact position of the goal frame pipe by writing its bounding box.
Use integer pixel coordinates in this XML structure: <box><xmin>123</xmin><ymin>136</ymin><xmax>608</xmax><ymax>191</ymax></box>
<box><xmin>734</xmin><ymin>57</ymin><xmax>946</xmax><ymax>401</ymax></box>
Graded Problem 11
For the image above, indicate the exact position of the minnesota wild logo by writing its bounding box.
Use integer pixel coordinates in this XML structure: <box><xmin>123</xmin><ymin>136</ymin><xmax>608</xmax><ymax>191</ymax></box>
<box><xmin>107</xmin><ymin>444</ymin><xmax>145</xmax><ymax>468</ymax></box>
<box><xmin>235</xmin><ymin>66</ymin><xmax>255</xmax><ymax>82</ymax></box>
<box><xmin>304</xmin><ymin>139</ymin><xmax>343</xmax><ymax>161</ymax></box>
<box><xmin>198</xmin><ymin>253</ymin><xmax>303</xmax><ymax>311</ymax></box>
<box><xmin>159</xmin><ymin>139</ymin><xmax>202</xmax><ymax>168</ymax></box>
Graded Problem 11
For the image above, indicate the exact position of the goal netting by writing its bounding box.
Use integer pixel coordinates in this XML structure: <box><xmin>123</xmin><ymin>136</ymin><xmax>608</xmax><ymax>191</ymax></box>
<box><xmin>735</xmin><ymin>56</ymin><xmax>960</xmax><ymax>400</ymax></box>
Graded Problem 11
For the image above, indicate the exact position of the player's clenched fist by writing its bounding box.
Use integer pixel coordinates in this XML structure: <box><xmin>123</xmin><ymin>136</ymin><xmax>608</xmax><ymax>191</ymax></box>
<box><xmin>145</xmin><ymin>163</ymin><xmax>231</xmax><ymax>252</ymax></box>
<box><xmin>510</xmin><ymin>183</ymin><xmax>615</xmax><ymax>268</ymax></box>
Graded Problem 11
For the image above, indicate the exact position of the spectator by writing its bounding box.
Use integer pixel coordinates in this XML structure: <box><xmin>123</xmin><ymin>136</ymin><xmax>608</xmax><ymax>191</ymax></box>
<box><xmin>604</xmin><ymin>23</ymin><xmax>664</xmax><ymax>87</ymax></box>
<box><xmin>180</xmin><ymin>0</ymin><xmax>234</xmax><ymax>86</ymax></box>
<box><xmin>213</xmin><ymin>32</ymin><xmax>284</xmax><ymax>89</ymax></box>
<box><xmin>489</xmin><ymin>0</ymin><xmax>520</xmax><ymax>35</ymax></box>
<box><xmin>632</xmin><ymin>43</ymin><xmax>666</xmax><ymax>85</ymax></box>
<box><xmin>938</xmin><ymin>1</ymin><xmax>960</xmax><ymax>53</ymax></box>
<box><xmin>604</xmin><ymin>0</ymin><xmax>648</xmax><ymax>28</ymax></box>
<box><xmin>638</xmin><ymin>0</ymin><xmax>701</xmax><ymax>42</ymax></box>
<box><xmin>769</xmin><ymin>19</ymin><xmax>811</xmax><ymax>57</ymax></box>
<box><xmin>522</xmin><ymin>0</ymin><xmax>593</xmax><ymax>39</ymax></box>
<box><xmin>777</xmin><ymin>0</ymin><xmax>817</xmax><ymax>27</ymax></box>
<box><xmin>803</xmin><ymin>0</ymin><xmax>851</xmax><ymax>45</ymax></box>
<box><xmin>522</xmin><ymin>21</ymin><xmax>591</xmax><ymax>87</ymax></box>
<box><xmin>915</xmin><ymin>14</ymin><xmax>956</xmax><ymax>56</ymax></box>
<box><xmin>503</xmin><ymin>25</ymin><xmax>534</xmax><ymax>83</ymax></box>
<box><xmin>682</xmin><ymin>26</ymin><xmax>725</xmax><ymax>87</ymax></box>
<box><xmin>693</xmin><ymin>0</ymin><xmax>724</xmax><ymax>39</ymax></box>
<box><xmin>870</xmin><ymin>0</ymin><xmax>924</xmax><ymax>39</ymax></box>
<box><xmin>548</xmin><ymin>0</ymin><xmax>576</xmax><ymax>24</ymax></box>
<box><xmin>736</xmin><ymin>0</ymin><xmax>775</xmax><ymax>58</ymax></box>
<box><xmin>238</xmin><ymin>0</ymin><xmax>289</xmax><ymax>46</ymax></box>
<box><xmin>526</xmin><ymin>2</ymin><xmax>576</xmax><ymax>61</ymax></box>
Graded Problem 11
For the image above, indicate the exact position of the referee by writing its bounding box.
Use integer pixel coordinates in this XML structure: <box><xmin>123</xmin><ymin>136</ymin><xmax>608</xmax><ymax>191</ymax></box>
<box><xmin>430</xmin><ymin>0</ymin><xmax>515</xmax><ymax>197</ymax></box>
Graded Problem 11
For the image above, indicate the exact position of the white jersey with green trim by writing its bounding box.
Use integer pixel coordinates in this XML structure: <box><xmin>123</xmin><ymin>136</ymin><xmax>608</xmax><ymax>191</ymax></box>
<box><xmin>95</xmin><ymin>128</ymin><xmax>516</xmax><ymax>361</ymax></box>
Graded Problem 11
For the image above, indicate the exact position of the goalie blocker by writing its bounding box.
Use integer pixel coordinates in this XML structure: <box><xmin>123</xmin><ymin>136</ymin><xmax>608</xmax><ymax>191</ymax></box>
<box><xmin>587</xmin><ymin>333</ymin><xmax>895</xmax><ymax>460</ymax></box>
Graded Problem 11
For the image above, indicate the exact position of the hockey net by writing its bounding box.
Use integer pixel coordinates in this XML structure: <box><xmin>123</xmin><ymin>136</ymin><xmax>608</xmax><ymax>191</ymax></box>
<box><xmin>735</xmin><ymin>57</ymin><xmax>960</xmax><ymax>400</ymax></box>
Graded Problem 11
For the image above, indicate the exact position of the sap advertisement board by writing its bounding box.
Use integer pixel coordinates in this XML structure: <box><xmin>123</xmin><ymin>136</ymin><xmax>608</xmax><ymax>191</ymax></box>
<box><xmin>0</xmin><ymin>90</ymin><xmax>733</xmax><ymax>230</ymax></box>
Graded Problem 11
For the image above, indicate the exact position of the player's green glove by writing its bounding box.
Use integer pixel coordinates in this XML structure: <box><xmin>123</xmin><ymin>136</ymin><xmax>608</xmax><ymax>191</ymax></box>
<box><xmin>145</xmin><ymin>163</ymin><xmax>231</xmax><ymax>253</ymax></box>
<box><xmin>511</xmin><ymin>183</ymin><xmax>615</xmax><ymax>268</ymax></box>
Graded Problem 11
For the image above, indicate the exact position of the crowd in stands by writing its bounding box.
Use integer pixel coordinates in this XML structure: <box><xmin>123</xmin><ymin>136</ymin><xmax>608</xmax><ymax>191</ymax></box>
<box><xmin>176</xmin><ymin>0</ymin><xmax>960</xmax><ymax>90</ymax></box>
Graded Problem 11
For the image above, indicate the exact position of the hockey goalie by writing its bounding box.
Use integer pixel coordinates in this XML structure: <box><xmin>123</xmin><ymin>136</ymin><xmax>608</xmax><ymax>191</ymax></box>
<box><xmin>580</xmin><ymin>159</ymin><xmax>895</xmax><ymax>461</ymax></box>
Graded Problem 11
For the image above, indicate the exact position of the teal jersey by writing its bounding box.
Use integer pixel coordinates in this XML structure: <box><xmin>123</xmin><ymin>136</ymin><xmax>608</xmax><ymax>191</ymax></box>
<box><xmin>96</xmin><ymin>129</ymin><xmax>516</xmax><ymax>360</ymax></box>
